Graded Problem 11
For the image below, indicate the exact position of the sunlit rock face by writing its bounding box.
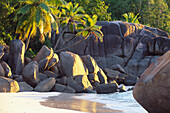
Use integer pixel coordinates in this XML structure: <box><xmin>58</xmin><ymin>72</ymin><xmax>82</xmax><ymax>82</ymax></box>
<box><xmin>0</xmin><ymin>45</ymin><xmax>9</xmax><ymax>62</ymax></box>
<box><xmin>22</xmin><ymin>61</ymin><xmax>40</xmax><ymax>87</ymax></box>
<box><xmin>81</xmin><ymin>55</ymin><xmax>107</xmax><ymax>84</ymax></box>
<box><xmin>1</xmin><ymin>61</ymin><xmax>12</xmax><ymax>78</ymax></box>
<box><xmin>60</xmin><ymin>51</ymin><xmax>93</xmax><ymax>92</ymax></box>
<box><xmin>133</xmin><ymin>51</ymin><xmax>170</xmax><ymax>113</ymax></box>
<box><xmin>33</xmin><ymin>45</ymin><xmax>53</xmax><ymax>72</ymax></box>
<box><xmin>8</xmin><ymin>39</ymin><xmax>25</xmax><ymax>75</ymax></box>
<box><xmin>0</xmin><ymin>76</ymin><xmax>19</xmax><ymax>92</ymax></box>
<box><xmin>60</xmin><ymin>51</ymin><xmax>89</xmax><ymax>77</ymax></box>
<box><xmin>56</xmin><ymin>21</ymin><xmax>170</xmax><ymax>77</ymax></box>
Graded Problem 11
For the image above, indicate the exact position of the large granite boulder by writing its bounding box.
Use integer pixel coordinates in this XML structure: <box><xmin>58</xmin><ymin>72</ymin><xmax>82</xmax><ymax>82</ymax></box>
<box><xmin>33</xmin><ymin>45</ymin><xmax>53</xmax><ymax>72</ymax></box>
<box><xmin>34</xmin><ymin>77</ymin><xmax>56</xmax><ymax>92</ymax></box>
<box><xmin>60</xmin><ymin>51</ymin><xmax>88</xmax><ymax>77</ymax></box>
<box><xmin>96</xmin><ymin>82</ymin><xmax>118</xmax><ymax>94</ymax></box>
<box><xmin>22</xmin><ymin>61</ymin><xmax>40</xmax><ymax>87</ymax></box>
<box><xmin>44</xmin><ymin>70</ymin><xmax>60</xmax><ymax>79</ymax></box>
<box><xmin>8</xmin><ymin>40</ymin><xmax>25</xmax><ymax>75</ymax></box>
<box><xmin>1</xmin><ymin>61</ymin><xmax>12</xmax><ymax>78</ymax></box>
<box><xmin>133</xmin><ymin>51</ymin><xmax>170</xmax><ymax>113</ymax></box>
<box><xmin>74</xmin><ymin>75</ymin><xmax>93</xmax><ymax>90</ymax></box>
<box><xmin>0</xmin><ymin>45</ymin><xmax>9</xmax><ymax>62</ymax></box>
<box><xmin>67</xmin><ymin>76</ymin><xmax>84</xmax><ymax>93</ymax></box>
<box><xmin>52</xmin><ymin>83</ymin><xmax>76</xmax><ymax>93</ymax></box>
<box><xmin>47</xmin><ymin>53</ymin><xmax>59</xmax><ymax>69</ymax></box>
<box><xmin>81</xmin><ymin>55</ymin><xmax>100</xmax><ymax>74</ymax></box>
<box><xmin>97</xmin><ymin>68</ymin><xmax>108</xmax><ymax>84</ymax></box>
<box><xmin>88</xmin><ymin>73</ymin><xmax>100</xmax><ymax>85</ymax></box>
<box><xmin>0</xmin><ymin>76</ymin><xmax>19</xmax><ymax>92</ymax></box>
<box><xmin>0</xmin><ymin>63</ymin><xmax>5</xmax><ymax>77</ymax></box>
<box><xmin>18</xmin><ymin>82</ymin><xmax>33</xmax><ymax>92</ymax></box>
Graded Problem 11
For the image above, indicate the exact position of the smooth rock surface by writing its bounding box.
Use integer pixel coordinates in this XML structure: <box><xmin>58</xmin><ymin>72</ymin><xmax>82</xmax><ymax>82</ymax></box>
<box><xmin>33</xmin><ymin>45</ymin><xmax>53</xmax><ymax>72</ymax></box>
<box><xmin>1</xmin><ymin>61</ymin><xmax>12</xmax><ymax>78</ymax></box>
<box><xmin>22</xmin><ymin>61</ymin><xmax>40</xmax><ymax>87</ymax></box>
<box><xmin>133</xmin><ymin>51</ymin><xmax>170</xmax><ymax>113</ymax></box>
<box><xmin>0</xmin><ymin>76</ymin><xmax>19</xmax><ymax>92</ymax></box>
<box><xmin>81</xmin><ymin>55</ymin><xmax>100</xmax><ymax>74</ymax></box>
<box><xmin>0</xmin><ymin>63</ymin><xmax>5</xmax><ymax>77</ymax></box>
<box><xmin>18</xmin><ymin>82</ymin><xmax>33</xmax><ymax>92</ymax></box>
<box><xmin>34</xmin><ymin>77</ymin><xmax>56</xmax><ymax>92</ymax></box>
<box><xmin>60</xmin><ymin>51</ymin><xmax>88</xmax><ymax>77</ymax></box>
<box><xmin>96</xmin><ymin>83</ymin><xmax>118</xmax><ymax>94</ymax></box>
<box><xmin>8</xmin><ymin>40</ymin><xmax>25</xmax><ymax>75</ymax></box>
<box><xmin>67</xmin><ymin>77</ymin><xmax>84</xmax><ymax>93</ymax></box>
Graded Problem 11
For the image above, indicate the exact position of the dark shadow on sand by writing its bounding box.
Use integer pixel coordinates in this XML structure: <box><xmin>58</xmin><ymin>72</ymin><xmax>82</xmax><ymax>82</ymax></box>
<box><xmin>40</xmin><ymin>93</ymin><xmax>122</xmax><ymax>113</ymax></box>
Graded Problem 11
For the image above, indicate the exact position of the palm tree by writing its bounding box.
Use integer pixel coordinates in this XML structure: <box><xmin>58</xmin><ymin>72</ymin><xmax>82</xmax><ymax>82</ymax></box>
<box><xmin>54</xmin><ymin>14</ymin><xmax>103</xmax><ymax>53</ymax></box>
<box><xmin>122</xmin><ymin>12</ymin><xmax>140</xmax><ymax>24</ymax></box>
<box><xmin>14</xmin><ymin>0</ymin><xmax>66</xmax><ymax>52</ymax></box>
<box><xmin>53</xmin><ymin>2</ymin><xmax>85</xmax><ymax>50</ymax></box>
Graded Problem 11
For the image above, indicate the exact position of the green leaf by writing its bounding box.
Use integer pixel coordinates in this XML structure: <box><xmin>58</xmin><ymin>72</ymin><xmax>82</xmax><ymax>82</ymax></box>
<box><xmin>76</xmin><ymin>23</ymin><xmax>85</xmax><ymax>29</ymax></box>
<box><xmin>76</xmin><ymin>30</ymin><xmax>83</xmax><ymax>36</ymax></box>
<box><xmin>60</xmin><ymin>17</ymin><xmax>70</xmax><ymax>26</ymax></box>
<box><xmin>18</xmin><ymin>0</ymin><xmax>33</xmax><ymax>4</ymax></box>
<box><xmin>35</xmin><ymin>8</ymin><xmax>41</xmax><ymax>26</ymax></box>
<box><xmin>52</xmin><ymin>22</ymin><xmax>59</xmax><ymax>34</ymax></box>
<box><xmin>92</xmin><ymin>15</ymin><xmax>97</xmax><ymax>25</ymax></box>
<box><xmin>60</xmin><ymin>0</ymin><xmax>68</xmax><ymax>6</ymax></box>
<box><xmin>69</xmin><ymin>23</ymin><xmax>74</xmax><ymax>32</ymax></box>
<box><xmin>16</xmin><ymin>4</ymin><xmax>30</xmax><ymax>15</ymax></box>
<box><xmin>82</xmin><ymin>31</ymin><xmax>89</xmax><ymax>37</ymax></box>
<box><xmin>39</xmin><ymin>3</ymin><xmax>50</xmax><ymax>13</ymax></box>
<box><xmin>73</xmin><ymin>6</ymin><xmax>85</xmax><ymax>14</ymax></box>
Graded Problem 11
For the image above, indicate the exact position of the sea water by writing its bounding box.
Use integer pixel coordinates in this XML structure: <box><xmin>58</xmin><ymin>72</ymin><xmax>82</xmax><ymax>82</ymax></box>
<box><xmin>75</xmin><ymin>90</ymin><xmax>148</xmax><ymax>113</ymax></box>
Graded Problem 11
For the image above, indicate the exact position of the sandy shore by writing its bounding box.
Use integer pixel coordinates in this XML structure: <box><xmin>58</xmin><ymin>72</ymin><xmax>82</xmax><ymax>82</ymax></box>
<box><xmin>0</xmin><ymin>92</ymin><xmax>121</xmax><ymax>113</ymax></box>
<box><xmin>0</xmin><ymin>92</ymin><xmax>86</xmax><ymax>113</ymax></box>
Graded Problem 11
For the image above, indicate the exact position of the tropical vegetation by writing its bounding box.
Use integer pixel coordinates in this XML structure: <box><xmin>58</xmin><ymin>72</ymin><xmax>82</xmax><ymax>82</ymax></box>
<box><xmin>0</xmin><ymin>0</ymin><xmax>169</xmax><ymax>57</ymax></box>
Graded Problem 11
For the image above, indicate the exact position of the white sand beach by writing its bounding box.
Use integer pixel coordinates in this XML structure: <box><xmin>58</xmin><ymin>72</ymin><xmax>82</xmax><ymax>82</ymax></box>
<box><xmin>0</xmin><ymin>92</ymin><xmax>85</xmax><ymax>113</ymax></box>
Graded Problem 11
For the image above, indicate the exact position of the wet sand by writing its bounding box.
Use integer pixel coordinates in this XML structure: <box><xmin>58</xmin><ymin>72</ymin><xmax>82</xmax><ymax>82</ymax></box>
<box><xmin>40</xmin><ymin>93</ymin><xmax>122</xmax><ymax>113</ymax></box>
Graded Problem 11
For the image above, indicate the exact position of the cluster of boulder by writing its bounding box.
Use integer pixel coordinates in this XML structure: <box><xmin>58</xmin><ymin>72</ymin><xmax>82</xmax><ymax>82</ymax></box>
<box><xmin>54</xmin><ymin>21</ymin><xmax>170</xmax><ymax>77</ymax></box>
<box><xmin>0</xmin><ymin>40</ymin><xmax>137</xmax><ymax>93</ymax></box>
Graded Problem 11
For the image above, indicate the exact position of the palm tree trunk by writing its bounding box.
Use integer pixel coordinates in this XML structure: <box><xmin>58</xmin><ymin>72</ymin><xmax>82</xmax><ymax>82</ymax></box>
<box><xmin>25</xmin><ymin>28</ymin><xmax>32</xmax><ymax>53</ymax></box>
<box><xmin>54</xmin><ymin>33</ymin><xmax>90</xmax><ymax>53</ymax></box>
<box><xmin>53</xmin><ymin>24</ymin><xmax>69</xmax><ymax>50</ymax></box>
<box><xmin>53</xmin><ymin>29</ymin><xmax>65</xmax><ymax>50</ymax></box>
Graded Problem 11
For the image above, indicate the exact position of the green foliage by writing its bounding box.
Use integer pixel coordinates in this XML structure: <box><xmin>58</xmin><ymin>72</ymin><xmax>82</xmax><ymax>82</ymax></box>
<box><xmin>53</xmin><ymin>2</ymin><xmax>86</xmax><ymax>50</ymax></box>
<box><xmin>122</xmin><ymin>12</ymin><xmax>140</xmax><ymax>24</ymax></box>
<box><xmin>76</xmin><ymin>14</ymin><xmax>103</xmax><ymax>42</ymax></box>
<box><xmin>66</xmin><ymin>0</ymin><xmax>111</xmax><ymax>21</ymax></box>
<box><xmin>14</xmin><ymin>0</ymin><xmax>64</xmax><ymax>43</ymax></box>
<box><xmin>142</xmin><ymin>0</ymin><xmax>170</xmax><ymax>32</ymax></box>
<box><xmin>25</xmin><ymin>48</ymin><xmax>36</xmax><ymax>58</ymax></box>
<box><xmin>55</xmin><ymin>14</ymin><xmax>103</xmax><ymax>52</ymax></box>
<box><xmin>29</xmin><ymin>30</ymin><xmax>52</xmax><ymax>53</ymax></box>
<box><xmin>105</xmin><ymin>0</ymin><xmax>133</xmax><ymax>20</ymax></box>
<box><xmin>105</xmin><ymin>0</ymin><xmax>170</xmax><ymax>33</ymax></box>
<box><xmin>0</xmin><ymin>1</ymin><xmax>16</xmax><ymax>45</ymax></box>
<box><xmin>59</xmin><ymin>2</ymin><xmax>85</xmax><ymax>28</ymax></box>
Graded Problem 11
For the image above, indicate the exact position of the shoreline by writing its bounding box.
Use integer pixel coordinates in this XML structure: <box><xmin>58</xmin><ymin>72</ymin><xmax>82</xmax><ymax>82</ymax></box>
<box><xmin>40</xmin><ymin>93</ymin><xmax>122</xmax><ymax>113</ymax></box>
<box><xmin>0</xmin><ymin>91</ymin><xmax>147</xmax><ymax>113</ymax></box>
<box><xmin>0</xmin><ymin>92</ymin><xmax>122</xmax><ymax>113</ymax></box>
